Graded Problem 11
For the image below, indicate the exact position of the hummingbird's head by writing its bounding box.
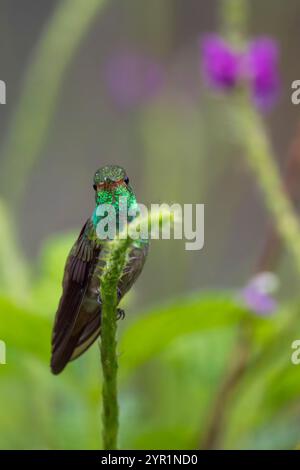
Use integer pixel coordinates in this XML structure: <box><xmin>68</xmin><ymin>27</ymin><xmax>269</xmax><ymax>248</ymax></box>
<box><xmin>92</xmin><ymin>165</ymin><xmax>138</xmax><ymax>232</ymax></box>
<box><xmin>93</xmin><ymin>165</ymin><xmax>129</xmax><ymax>194</ymax></box>
<box><xmin>93</xmin><ymin>165</ymin><xmax>133</xmax><ymax>203</ymax></box>
<box><xmin>92</xmin><ymin>165</ymin><xmax>138</xmax><ymax>233</ymax></box>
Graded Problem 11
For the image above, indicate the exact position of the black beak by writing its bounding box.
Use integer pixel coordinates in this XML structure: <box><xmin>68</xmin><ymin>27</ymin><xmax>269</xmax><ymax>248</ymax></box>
<box><xmin>103</xmin><ymin>177</ymin><xmax>112</xmax><ymax>190</ymax></box>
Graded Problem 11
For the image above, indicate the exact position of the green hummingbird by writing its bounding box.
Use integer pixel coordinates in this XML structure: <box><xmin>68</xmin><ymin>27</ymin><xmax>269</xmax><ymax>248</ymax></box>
<box><xmin>50</xmin><ymin>165</ymin><xmax>149</xmax><ymax>374</ymax></box>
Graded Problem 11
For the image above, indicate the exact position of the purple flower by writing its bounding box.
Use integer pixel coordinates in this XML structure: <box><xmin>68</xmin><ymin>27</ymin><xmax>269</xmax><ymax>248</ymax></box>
<box><xmin>240</xmin><ymin>272</ymin><xmax>279</xmax><ymax>316</ymax></box>
<box><xmin>245</xmin><ymin>38</ymin><xmax>280</xmax><ymax>111</ymax></box>
<box><xmin>200</xmin><ymin>34</ymin><xmax>280</xmax><ymax>110</ymax></box>
<box><xmin>104</xmin><ymin>51</ymin><xmax>165</xmax><ymax>109</ymax></box>
<box><xmin>201</xmin><ymin>34</ymin><xmax>241</xmax><ymax>90</ymax></box>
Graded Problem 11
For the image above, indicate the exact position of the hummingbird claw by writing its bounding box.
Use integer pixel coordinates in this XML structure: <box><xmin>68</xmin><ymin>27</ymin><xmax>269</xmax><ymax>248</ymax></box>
<box><xmin>116</xmin><ymin>308</ymin><xmax>125</xmax><ymax>321</ymax></box>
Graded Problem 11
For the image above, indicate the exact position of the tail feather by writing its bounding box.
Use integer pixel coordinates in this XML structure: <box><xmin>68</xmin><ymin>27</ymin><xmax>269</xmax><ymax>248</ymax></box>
<box><xmin>50</xmin><ymin>314</ymin><xmax>101</xmax><ymax>374</ymax></box>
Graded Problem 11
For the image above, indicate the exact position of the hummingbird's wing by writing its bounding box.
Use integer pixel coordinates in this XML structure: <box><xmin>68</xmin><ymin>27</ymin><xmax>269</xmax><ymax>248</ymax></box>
<box><xmin>50</xmin><ymin>219</ymin><xmax>99</xmax><ymax>374</ymax></box>
<box><xmin>51</xmin><ymin>228</ymin><xmax>149</xmax><ymax>374</ymax></box>
<box><xmin>69</xmin><ymin>313</ymin><xmax>101</xmax><ymax>362</ymax></box>
<box><xmin>69</xmin><ymin>242</ymin><xmax>149</xmax><ymax>363</ymax></box>
<box><xmin>118</xmin><ymin>242</ymin><xmax>150</xmax><ymax>297</ymax></box>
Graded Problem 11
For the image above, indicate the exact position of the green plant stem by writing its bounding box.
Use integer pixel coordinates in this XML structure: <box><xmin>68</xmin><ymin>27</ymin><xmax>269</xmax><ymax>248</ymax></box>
<box><xmin>99</xmin><ymin>208</ymin><xmax>176</xmax><ymax>450</ymax></box>
<box><xmin>220</xmin><ymin>0</ymin><xmax>300</xmax><ymax>276</ymax></box>
<box><xmin>200</xmin><ymin>326</ymin><xmax>250</xmax><ymax>449</ymax></box>
<box><xmin>100</xmin><ymin>246</ymin><xmax>126</xmax><ymax>450</ymax></box>
<box><xmin>220</xmin><ymin>0</ymin><xmax>248</xmax><ymax>43</ymax></box>
<box><xmin>201</xmin><ymin>0</ymin><xmax>300</xmax><ymax>451</ymax></box>
<box><xmin>235</xmin><ymin>98</ymin><xmax>300</xmax><ymax>277</ymax></box>
<box><xmin>201</xmin><ymin>0</ymin><xmax>300</xmax><ymax>452</ymax></box>
<box><xmin>0</xmin><ymin>0</ymin><xmax>107</xmax><ymax>207</ymax></box>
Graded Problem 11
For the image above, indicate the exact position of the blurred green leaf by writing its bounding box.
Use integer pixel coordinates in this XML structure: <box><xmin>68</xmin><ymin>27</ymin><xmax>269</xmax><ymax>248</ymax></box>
<box><xmin>0</xmin><ymin>296</ymin><xmax>51</xmax><ymax>363</ymax></box>
<box><xmin>221</xmin><ymin>307</ymin><xmax>300</xmax><ymax>447</ymax></box>
<box><xmin>37</xmin><ymin>232</ymin><xmax>75</xmax><ymax>283</ymax></box>
<box><xmin>120</xmin><ymin>293</ymin><xmax>249</xmax><ymax>378</ymax></box>
<box><xmin>28</xmin><ymin>232</ymin><xmax>75</xmax><ymax>314</ymax></box>
<box><xmin>235</xmin><ymin>411</ymin><xmax>300</xmax><ymax>450</ymax></box>
<box><xmin>0</xmin><ymin>199</ymin><xmax>29</xmax><ymax>298</ymax></box>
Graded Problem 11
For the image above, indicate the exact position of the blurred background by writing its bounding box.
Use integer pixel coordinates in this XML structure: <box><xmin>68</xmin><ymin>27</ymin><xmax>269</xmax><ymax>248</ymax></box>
<box><xmin>0</xmin><ymin>0</ymin><xmax>300</xmax><ymax>450</ymax></box>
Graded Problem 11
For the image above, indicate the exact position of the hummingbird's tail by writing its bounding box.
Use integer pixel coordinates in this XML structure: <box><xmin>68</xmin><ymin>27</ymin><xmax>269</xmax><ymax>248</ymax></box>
<box><xmin>50</xmin><ymin>312</ymin><xmax>101</xmax><ymax>374</ymax></box>
<box><xmin>70</xmin><ymin>317</ymin><xmax>101</xmax><ymax>362</ymax></box>
<box><xmin>50</xmin><ymin>335</ymin><xmax>80</xmax><ymax>375</ymax></box>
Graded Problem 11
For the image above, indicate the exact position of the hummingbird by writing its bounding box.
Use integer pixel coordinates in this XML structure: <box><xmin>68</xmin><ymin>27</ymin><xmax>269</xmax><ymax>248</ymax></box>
<box><xmin>50</xmin><ymin>165</ymin><xmax>149</xmax><ymax>374</ymax></box>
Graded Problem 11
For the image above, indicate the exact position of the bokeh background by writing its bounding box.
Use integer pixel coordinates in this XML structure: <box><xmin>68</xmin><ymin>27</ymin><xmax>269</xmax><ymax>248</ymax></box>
<box><xmin>1</xmin><ymin>0</ymin><xmax>300</xmax><ymax>449</ymax></box>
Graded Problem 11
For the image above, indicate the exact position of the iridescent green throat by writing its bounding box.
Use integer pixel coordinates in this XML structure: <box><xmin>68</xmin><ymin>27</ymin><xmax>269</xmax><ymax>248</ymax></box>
<box><xmin>92</xmin><ymin>184</ymin><xmax>139</xmax><ymax>234</ymax></box>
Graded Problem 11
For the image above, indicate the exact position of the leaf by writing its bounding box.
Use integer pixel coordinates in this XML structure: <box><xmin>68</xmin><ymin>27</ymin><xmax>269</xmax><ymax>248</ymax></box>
<box><xmin>37</xmin><ymin>232</ymin><xmax>76</xmax><ymax>283</ymax></box>
<box><xmin>119</xmin><ymin>293</ymin><xmax>249</xmax><ymax>378</ymax></box>
<box><xmin>0</xmin><ymin>296</ymin><xmax>51</xmax><ymax>363</ymax></box>
<box><xmin>238</xmin><ymin>415</ymin><xmax>300</xmax><ymax>450</ymax></box>
<box><xmin>0</xmin><ymin>199</ymin><xmax>29</xmax><ymax>297</ymax></box>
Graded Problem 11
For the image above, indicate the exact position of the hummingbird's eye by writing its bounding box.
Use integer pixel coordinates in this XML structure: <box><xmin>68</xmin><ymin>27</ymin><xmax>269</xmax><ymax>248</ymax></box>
<box><xmin>124</xmin><ymin>176</ymin><xmax>129</xmax><ymax>185</ymax></box>
<box><xmin>93</xmin><ymin>184</ymin><xmax>97</xmax><ymax>191</ymax></box>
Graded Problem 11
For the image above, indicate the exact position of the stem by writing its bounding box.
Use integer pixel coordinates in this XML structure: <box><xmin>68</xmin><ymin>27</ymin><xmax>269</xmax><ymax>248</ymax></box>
<box><xmin>200</xmin><ymin>327</ymin><xmax>250</xmax><ymax>449</ymax></box>
<box><xmin>236</xmin><ymin>100</ymin><xmax>300</xmax><ymax>277</ymax></box>
<box><xmin>220</xmin><ymin>0</ymin><xmax>248</xmax><ymax>43</ymax></box>
<box><xmin>201</xmin><ymin>0</ymin><xmax>300</xmax><ymax>450</ymax></box>
<box><xmin>100</xmin><ymin>245</ymin><xmax>125</xmax><ymax>450</ymax></box>
<box><xmin>256</xmin><ymin>122</ymin><xmax>300</xmax><ymax>272</ymax></box>
<box><xmin>0</xmin><ymin>0</ymin><xmax>107</xmax><ymax>207</ymax></box>
<box><xmin>99</xmin><ymin>208</ymin><xmax>176</xmax><ymax>450</ymax></box>
<box><xmin>221</xmin><ymin>0</ymin><xmax>300</xmax><ymax>275</ymax></box>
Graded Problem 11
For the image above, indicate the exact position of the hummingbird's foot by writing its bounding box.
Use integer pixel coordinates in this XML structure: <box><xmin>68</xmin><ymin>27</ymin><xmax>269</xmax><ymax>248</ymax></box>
<box><xmin>116</xmin><ymin>308</ymin><xmax>125</xmax><ymax>321</ymax></box>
